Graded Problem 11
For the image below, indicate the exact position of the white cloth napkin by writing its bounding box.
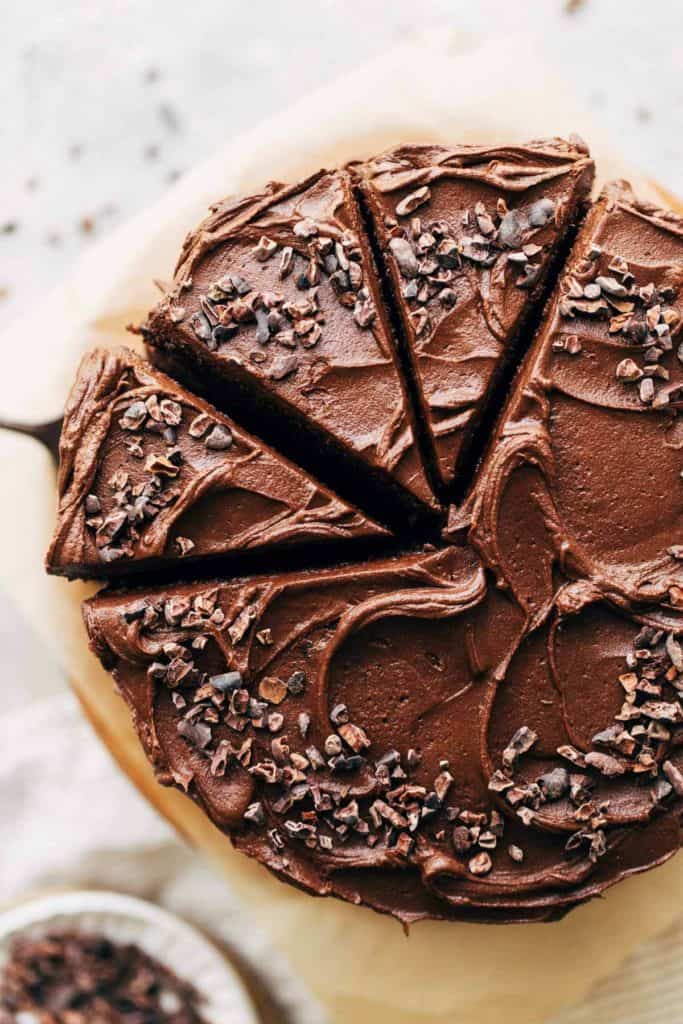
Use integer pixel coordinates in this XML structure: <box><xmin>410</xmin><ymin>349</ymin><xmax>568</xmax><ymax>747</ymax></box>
<box><xmin>1</xmin><ymin>27</ymin><xmax>682</xmax><ymax>1024</ymax></box>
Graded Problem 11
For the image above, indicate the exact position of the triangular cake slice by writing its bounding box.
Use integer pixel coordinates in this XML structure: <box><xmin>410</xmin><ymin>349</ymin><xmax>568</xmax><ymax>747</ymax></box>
<box><xmin>46</xmin><ymin>347</ymin><xmax>388</xmax><ymax>579</ymax></box>
<box><xmin>143</xmin><ymin>169</ymin><xmax>439</xmax><ymax>531</ymax></box>
<box><xmin>359</xmin><ymin>139</ymin><xmax>594</xmax><ymax>495</ymax></box>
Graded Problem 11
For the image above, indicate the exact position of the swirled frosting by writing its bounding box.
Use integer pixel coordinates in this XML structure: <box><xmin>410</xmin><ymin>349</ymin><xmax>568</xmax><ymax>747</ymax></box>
<box><xmin>68</xmin><ymin>158</ymin><xmax>683</xmax><ymax>926</ymax></box>
<box><xmin>47</xmin><ymin>347</ymin><xmax>386</xmax><ymax>577</ymax></box>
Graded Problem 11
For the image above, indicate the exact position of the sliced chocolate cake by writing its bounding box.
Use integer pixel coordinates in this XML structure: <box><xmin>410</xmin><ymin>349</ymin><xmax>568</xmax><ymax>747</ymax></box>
<box><xmin>143</xmin><ymin>169</ymin><xmax>438</xmax><ymax>530</ymax></box>
<box><xmin>460</xmin><ymin>182</ymin><xmax>683</xmax><ymax>613</ymax></box>
<box><xmin>84</xmin><ymin>544</ymin><xmax>683</xmax><ymax>924</ymax></box>
<box><xmin>46</xmin><ymin>141</ymin><xmax>683</xmax><ymax>926</ymax></box>
<box><xmin>47</xmin><ymin>348</ymin><xmax>387</xmax><ymax>578</ymax></box>
<box><xmin>359</xmin><ymin>139</ymin><xmax>594</xmax><ymax>497</ymax></box>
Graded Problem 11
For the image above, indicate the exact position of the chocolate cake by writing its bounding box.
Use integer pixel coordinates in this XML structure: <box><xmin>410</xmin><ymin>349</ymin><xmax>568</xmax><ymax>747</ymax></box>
<box><xmin>47</xmin><ymin>139</ymin><xmax>683</xmax><ymax>925</ymax></box>
<box><xmin>46</xmin><ymin>348</ymin><xmax>387</xmax><ymax>578</ymax></box>
<box><xmin>142</xmin><ymin>168</ymin><xmax>438</xmax><ymax>531</ymax></box>
<box><xmin>359</xmin><ymin>139</ymin><xmax>594</xmax><ymax>496</ymax></box>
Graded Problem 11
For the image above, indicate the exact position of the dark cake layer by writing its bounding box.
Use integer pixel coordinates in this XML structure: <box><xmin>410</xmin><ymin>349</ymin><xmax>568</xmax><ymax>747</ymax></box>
<box><xmin>358</xmin><ymin>139</ymin><xmax>594</xmax><ymax>497</ymax></box>
<box><xmin>47</xmin><ymin>347</ymin><xmax>387</xmax><ymax>578</ymax></box>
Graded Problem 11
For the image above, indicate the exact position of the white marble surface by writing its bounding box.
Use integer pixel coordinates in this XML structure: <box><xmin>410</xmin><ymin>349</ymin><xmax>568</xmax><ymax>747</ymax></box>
<box><xmin>1</xmin><ymin>2</ymin><xmax>682</xmax><ymax>1020</ymax></box>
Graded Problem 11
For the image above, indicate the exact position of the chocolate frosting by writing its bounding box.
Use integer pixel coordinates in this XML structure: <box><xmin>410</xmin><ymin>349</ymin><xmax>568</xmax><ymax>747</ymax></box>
<box><xmin>47</xmin><ymin>347</ymin><xmax>386</xmax><ymax>577</ymax></box>
<box><xmin>84</xmin><ymin>541</ymin><xmax>683</xmax><ymax>925</ymax></box>
<box><xmin>61</xmin><ymin>153</ymin><xmax>683</xmax><ymax>926</ymax></box>
<box><xmin>143</xmin><ymin>169</ymin><xmax>436</xmax><ymax>516</ymax></box>
<box><xmin>359</xmin><ymin>140</ymin><xmax>594</xmax><ymax>494</ymax></box>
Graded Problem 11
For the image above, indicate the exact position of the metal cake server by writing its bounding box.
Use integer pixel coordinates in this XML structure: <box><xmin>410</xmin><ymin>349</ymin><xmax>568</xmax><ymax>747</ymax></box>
<box><xmin>0</xmin><ymin>416</ymin><xmax>62</xmax><ymax>463</ymax></box>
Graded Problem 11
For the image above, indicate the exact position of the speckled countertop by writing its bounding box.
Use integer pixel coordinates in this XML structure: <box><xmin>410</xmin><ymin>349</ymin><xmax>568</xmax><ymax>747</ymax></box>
<box><xmin>2</xmin><ymin>0</ymin><xmax>681</xmax><ymax>335</ymax></box>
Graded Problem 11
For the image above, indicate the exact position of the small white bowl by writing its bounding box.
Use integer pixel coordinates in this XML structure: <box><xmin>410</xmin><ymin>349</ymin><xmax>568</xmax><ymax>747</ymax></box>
<box><xmin>0</xmin><ymin>889</ymin><xmax>260</xmax><ymax>1023</ymax></box>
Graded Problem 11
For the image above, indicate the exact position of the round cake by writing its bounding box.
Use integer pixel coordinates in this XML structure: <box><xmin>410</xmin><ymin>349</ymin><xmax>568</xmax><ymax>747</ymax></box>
<box><xmin>47</xmin><ymin>138</ymin><xmax>683</xmax><ymax>925</ymax></box>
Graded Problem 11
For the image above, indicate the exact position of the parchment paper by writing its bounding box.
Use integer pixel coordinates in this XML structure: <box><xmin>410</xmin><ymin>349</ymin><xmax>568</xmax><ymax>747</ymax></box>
<box><xmin>1</xmin><ymin>29</ymin><xmax>681</xmax><ymax>1024</ymax></box>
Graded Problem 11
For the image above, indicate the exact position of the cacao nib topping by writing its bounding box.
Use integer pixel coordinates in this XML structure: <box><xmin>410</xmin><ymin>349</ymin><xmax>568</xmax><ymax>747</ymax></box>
<box><xmin>385</xmin><ymin>192</ymin><xmax>556</xmax><ymax>338</ymax></box>
<box><xmin>487</xmin><ymin>625</ymin><xmax>683</xmax><ymax>862</ymax></box>
<box><xmin>189</xmin><ymin>222</ymin><xmax>377</xmax><ymax>382</ymax></box>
